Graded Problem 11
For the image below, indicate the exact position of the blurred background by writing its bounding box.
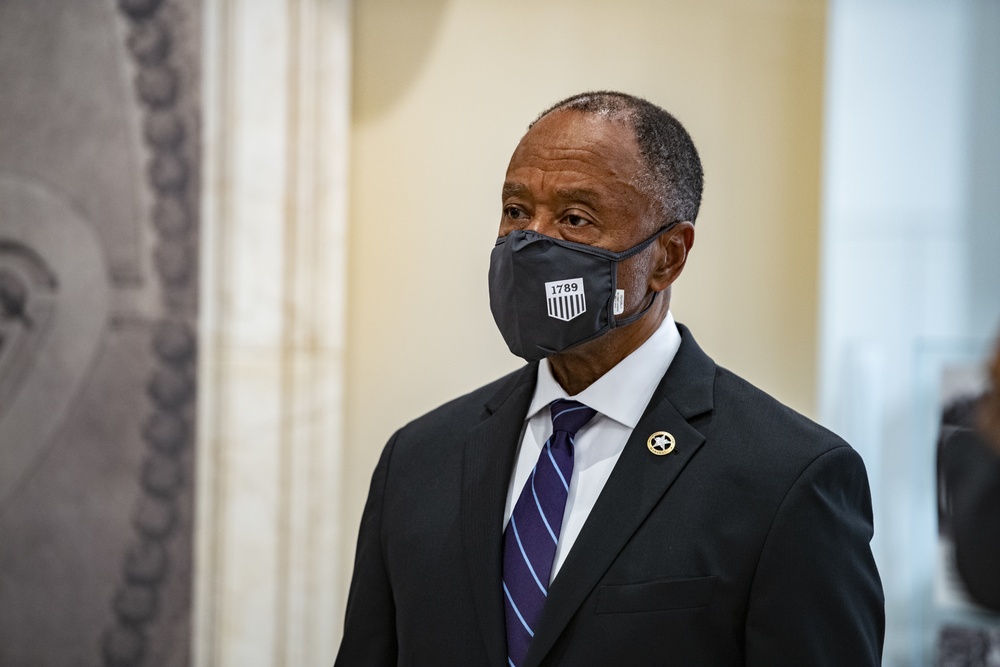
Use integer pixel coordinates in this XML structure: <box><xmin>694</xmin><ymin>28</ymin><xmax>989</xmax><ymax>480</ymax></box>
<box><xmin>0</xmin><ymin>0</ymin><xmax>997</xmax><ymax>665</ymax></box>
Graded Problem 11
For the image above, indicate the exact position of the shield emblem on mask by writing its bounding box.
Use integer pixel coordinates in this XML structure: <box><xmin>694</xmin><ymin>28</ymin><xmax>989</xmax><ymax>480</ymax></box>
<box><xmin>544</xmin><ymin>278</ymin><xmax>586</xmax><ymax>322</ymax></box>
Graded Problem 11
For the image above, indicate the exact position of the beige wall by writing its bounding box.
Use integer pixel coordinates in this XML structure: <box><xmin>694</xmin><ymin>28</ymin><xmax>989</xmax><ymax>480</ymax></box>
<box><xmin>344</xmin><ymin>0</ymin><xmax>825</xmax><ymax>615</ymax></box>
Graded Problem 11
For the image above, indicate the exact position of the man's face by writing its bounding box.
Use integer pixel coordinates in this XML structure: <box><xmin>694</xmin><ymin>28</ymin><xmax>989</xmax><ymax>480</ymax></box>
<box><xmin>499</xmin><ymin>110</ymin><xmax>659</xmax><ymax>253</ymax></box>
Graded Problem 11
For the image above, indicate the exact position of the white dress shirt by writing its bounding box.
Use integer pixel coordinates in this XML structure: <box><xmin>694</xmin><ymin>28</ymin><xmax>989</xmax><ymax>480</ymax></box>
<box><xmin>503</xmin><ymin>310</ymin><xmax>682</xmax><ymax>581</ymax></box>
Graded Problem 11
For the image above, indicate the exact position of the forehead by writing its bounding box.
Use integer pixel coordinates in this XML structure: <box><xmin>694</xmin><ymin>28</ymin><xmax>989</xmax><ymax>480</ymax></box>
<box><xmin>505</xmin><ymin>110</ymin><xmax>644</xmax><ymax>195</ymax></box>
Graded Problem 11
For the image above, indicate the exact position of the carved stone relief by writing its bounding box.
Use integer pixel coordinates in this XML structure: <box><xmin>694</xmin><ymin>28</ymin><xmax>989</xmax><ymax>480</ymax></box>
<box><xmin>0</xmin><ymin>0</ymin><xmax>199</xmax><ymax>665</ymax></box>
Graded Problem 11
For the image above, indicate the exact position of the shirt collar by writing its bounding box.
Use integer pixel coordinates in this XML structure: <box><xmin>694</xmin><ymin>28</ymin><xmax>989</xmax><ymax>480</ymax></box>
<box><xmin>526</xmin><ymin>310</ymin><xmax>682</xmax><ymax>428</ymax></box>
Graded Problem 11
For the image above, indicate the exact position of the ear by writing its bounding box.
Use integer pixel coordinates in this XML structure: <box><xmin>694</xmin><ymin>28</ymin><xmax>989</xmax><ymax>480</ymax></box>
<box><xmin>649</xmin><ymin>222</ymin><xmax>695</xmax><ymax>292</ymax></box>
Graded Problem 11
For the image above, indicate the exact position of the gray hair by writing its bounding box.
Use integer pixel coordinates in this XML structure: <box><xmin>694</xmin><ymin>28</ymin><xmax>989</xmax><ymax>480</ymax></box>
<box><xmin>532</xmin><ymin>91</ymin><xmax>704</xmax><ymax>224</ymax></box>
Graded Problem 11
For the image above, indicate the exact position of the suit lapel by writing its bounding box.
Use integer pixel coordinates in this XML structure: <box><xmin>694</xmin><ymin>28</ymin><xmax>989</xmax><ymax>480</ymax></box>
<box><xmin>461</xmin><ymin>365</ymin><xmax>537</xmax><ymax>667</ymax></box>
<box><xmin>522</xmin><ymin>325</ymin><xmax>716</xmax><ymax>667</ymax></box>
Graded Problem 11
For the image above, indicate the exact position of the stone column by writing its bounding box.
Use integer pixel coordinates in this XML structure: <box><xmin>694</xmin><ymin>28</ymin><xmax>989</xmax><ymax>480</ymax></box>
<box><xmin>196</xmin><ymin>1</ymin><xmax>350</xmax><ymax>665</ymax></box>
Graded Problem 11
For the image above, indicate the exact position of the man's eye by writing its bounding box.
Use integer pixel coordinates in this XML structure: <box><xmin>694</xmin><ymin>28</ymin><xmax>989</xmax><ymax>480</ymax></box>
<box><xmin>566</xmin><ymin>215</ymin><xmax>589</xmax><ymax>227</ymax></box>
<box><xmin>505</xmin><ymin>206</ymin><xmax>526</xmax><ymax>219</ymax></box>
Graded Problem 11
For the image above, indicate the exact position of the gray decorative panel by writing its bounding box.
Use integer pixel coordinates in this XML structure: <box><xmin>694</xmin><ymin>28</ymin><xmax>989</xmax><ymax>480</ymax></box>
<box><xmin>0</xmin><ymin>0</ymin><xmax>200</xmax><ymax>665</ymax></box>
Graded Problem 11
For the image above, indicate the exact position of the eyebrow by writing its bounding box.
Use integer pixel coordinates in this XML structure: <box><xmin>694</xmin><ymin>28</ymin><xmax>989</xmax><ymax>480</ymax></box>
<box><xmin>554</xmin><ymin>187</ymin><xmax>601</xmax><ymax>208</ymax></box>
<box><xmin>502</xmin><ymin>182</ymin><xmax>530</xmax><ymax>199</ymax></box>
<box><xmin>501</xmin><ymin>182</ymin><xmax>603</xmax><ymax>208</ymax></box>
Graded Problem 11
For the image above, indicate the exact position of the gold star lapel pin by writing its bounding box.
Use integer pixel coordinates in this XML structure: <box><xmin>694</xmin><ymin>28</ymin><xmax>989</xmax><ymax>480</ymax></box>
<box><xmin>647</xmin><ymin>431</ymin><xmax>676</xmax><ymax>456</ymax></box>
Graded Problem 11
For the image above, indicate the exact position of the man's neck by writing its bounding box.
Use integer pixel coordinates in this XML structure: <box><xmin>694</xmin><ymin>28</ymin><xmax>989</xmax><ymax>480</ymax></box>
<box><xmin>547</xmin><ymin>296</ymin><xmax>669</xmax><ymax>396</ymax></box>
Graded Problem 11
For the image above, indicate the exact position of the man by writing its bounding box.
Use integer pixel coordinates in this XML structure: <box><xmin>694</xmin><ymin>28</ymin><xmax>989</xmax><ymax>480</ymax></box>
<box><xmin>942</xmin><ymin>336</ymin><xmax>1000</xmax><ymax>611</ymax></box>
<box><xmin>336</xmin><ymin>92</ymin><xmax>884</xmax><ymax>666</ymax></box>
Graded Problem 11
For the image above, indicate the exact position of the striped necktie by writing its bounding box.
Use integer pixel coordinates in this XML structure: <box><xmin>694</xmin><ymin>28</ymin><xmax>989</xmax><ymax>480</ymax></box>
<box><xmin>503</xmin><ymin>399</ymin><xmax>597</xmax><ymax>667</ymax></box>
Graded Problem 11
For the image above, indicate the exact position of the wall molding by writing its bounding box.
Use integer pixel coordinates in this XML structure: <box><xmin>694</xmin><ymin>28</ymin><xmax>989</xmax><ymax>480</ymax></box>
<box><xmin>196</xmin><ymin>1</ymin><xmax>350</xmax><ymax>665</ymax></box>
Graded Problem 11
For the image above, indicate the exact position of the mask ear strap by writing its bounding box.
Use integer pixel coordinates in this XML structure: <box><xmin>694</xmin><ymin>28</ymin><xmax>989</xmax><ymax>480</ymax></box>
<box><xmin>610</xmin><ymin>290</ymin><xmax>660</xmax><ymax>329</ymax></box>
<box><xmin>608</xmin><ymin>220</ymin><xmax>681</xmax><ymax>327</ymax></box>
<box><xmin>612</xmin><ymin>220</ymin><xmax>681</xmax><ymax>261</ymax></box>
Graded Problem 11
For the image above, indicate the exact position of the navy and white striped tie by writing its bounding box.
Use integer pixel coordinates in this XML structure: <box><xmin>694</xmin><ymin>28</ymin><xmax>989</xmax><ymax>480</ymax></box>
<box><xmin>503</xmin><ymin>399</ymin><xmax>596</xmax><ymax>667</ymax></box>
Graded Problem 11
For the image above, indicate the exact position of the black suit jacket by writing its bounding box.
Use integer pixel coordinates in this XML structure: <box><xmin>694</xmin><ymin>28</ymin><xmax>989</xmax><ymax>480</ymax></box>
<box><xmin>336</xmin><ymin>325</ymin><xmax>884</xmax><ymax>666</ymax></box>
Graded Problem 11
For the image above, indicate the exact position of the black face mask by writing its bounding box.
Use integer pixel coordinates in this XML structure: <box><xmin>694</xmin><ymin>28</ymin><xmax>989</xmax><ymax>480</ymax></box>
<box><xmin>488</xmin><ymin>223</ymin><xmax>677</xmax><ymax>361</ymax></box>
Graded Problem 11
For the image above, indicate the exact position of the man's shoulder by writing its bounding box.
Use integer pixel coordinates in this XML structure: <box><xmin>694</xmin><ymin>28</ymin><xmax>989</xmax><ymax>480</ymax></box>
<box><xmin>394</xmin><ymin>363</ymin><xmax>535</xmax><ymax>443</ymax></box>
<box><xmin>671</xmin><ymin>322</ymin><xmax>849</xmax><ymax>463</ymax></box>
<box><xmin>710</xmin><ymin>363</ymin><xmax>853</xmax><ymax>468</ymax></box>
